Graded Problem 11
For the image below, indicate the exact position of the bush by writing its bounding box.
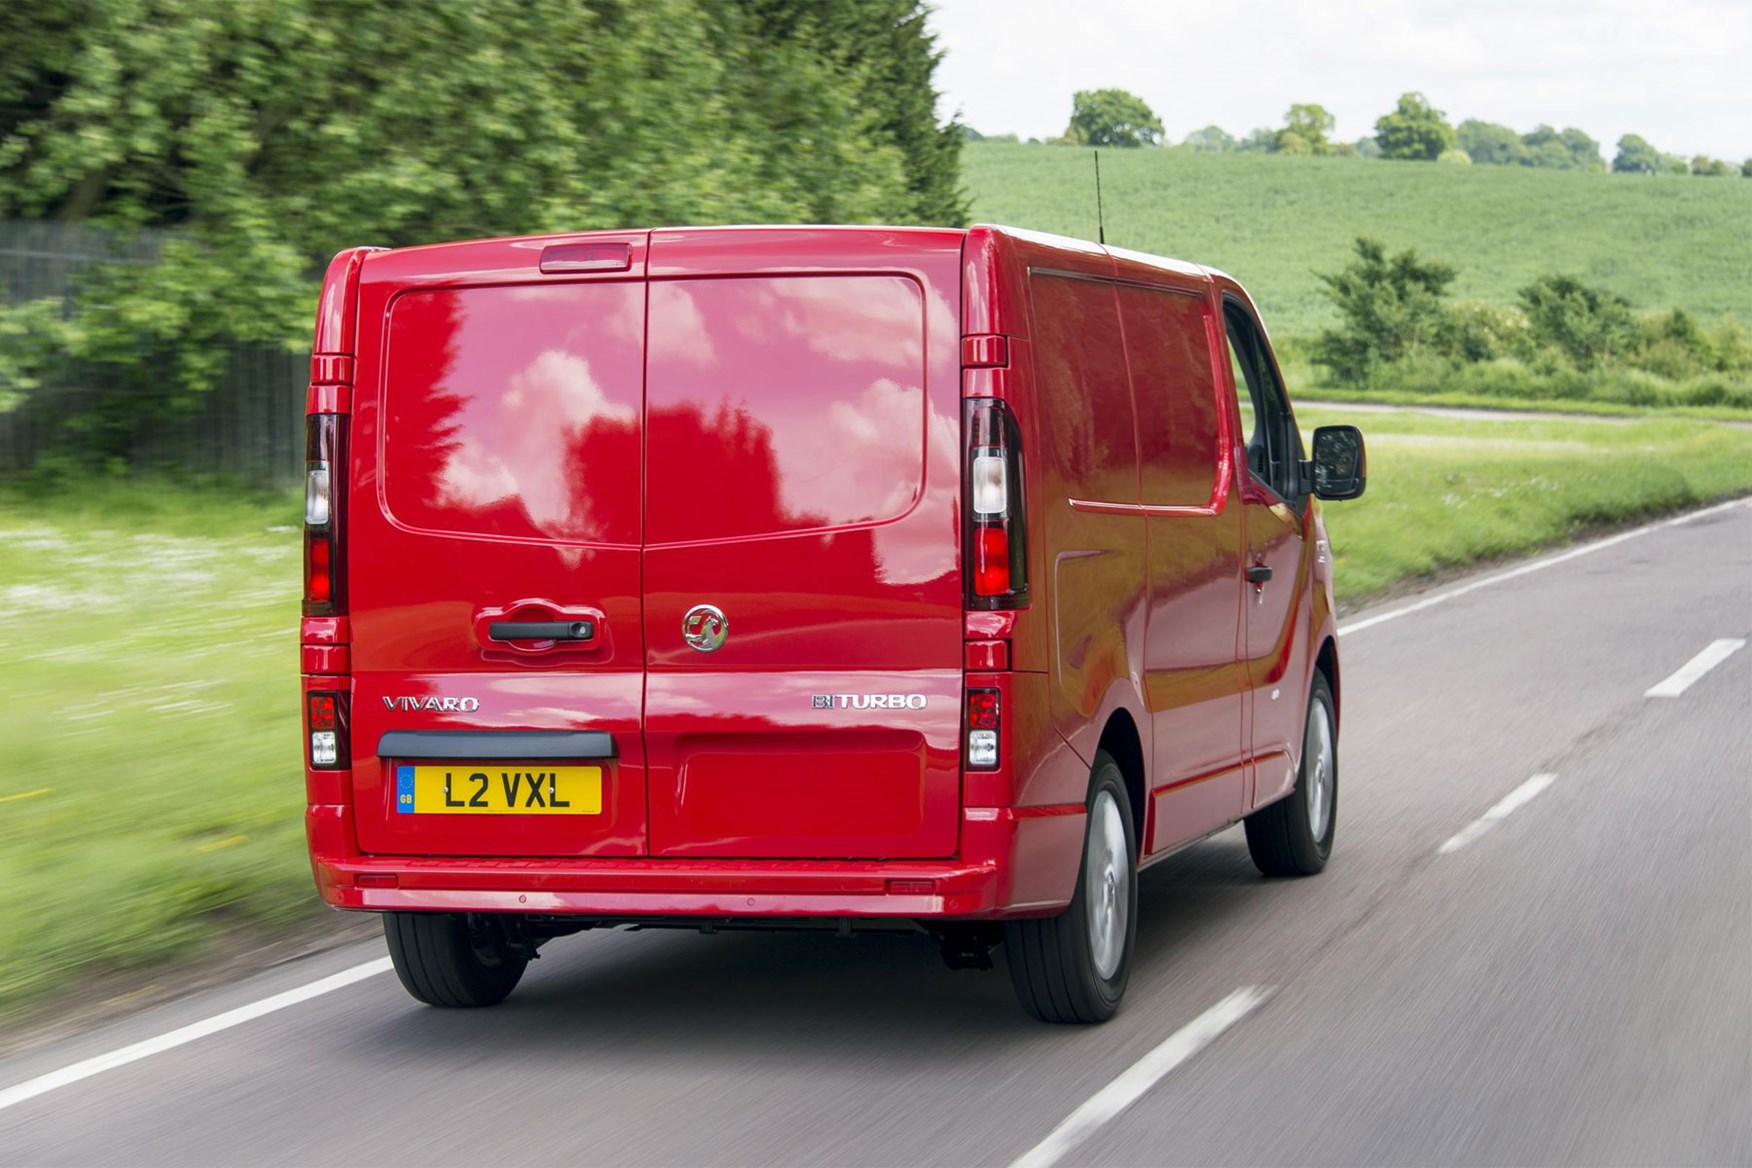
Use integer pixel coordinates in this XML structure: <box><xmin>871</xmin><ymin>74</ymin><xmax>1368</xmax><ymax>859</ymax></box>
<box><xmin>1446</xmin><ymin>301</ymin><xmax>1531</xmax><ymax>362</ymax></box>
<box><xmin>1517</xmin><ymin>275</ymin><xmax>1639</xmax><ymax>369</ymax></box>
<box><xmin>1313</xmin><ymin>237</ymin><xmax>1457</xmax><ymax>383</ymax></box>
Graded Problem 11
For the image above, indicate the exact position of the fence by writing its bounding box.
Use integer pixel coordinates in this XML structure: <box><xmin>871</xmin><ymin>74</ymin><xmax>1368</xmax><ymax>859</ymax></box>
<box><xmin>0</xmin><ymin>220</ymin><xmax>307</xmax><ymax>488</ymax></box>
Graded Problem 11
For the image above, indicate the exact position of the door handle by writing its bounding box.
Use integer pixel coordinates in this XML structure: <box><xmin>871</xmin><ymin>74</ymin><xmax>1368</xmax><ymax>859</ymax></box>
<box><xmin>488</xmin><ymin>620</ymin><xmax>595</xmax><ymax>642</ymax></box>
<box><xmin>474</xmin><ymin>601</ymin><xmax>608</xmax><ymax>658</ymax></box>
<box><xmin>1246</xmin><ymin>565</ymin><xmax>1273</xmax><ymax>585</ymax></box>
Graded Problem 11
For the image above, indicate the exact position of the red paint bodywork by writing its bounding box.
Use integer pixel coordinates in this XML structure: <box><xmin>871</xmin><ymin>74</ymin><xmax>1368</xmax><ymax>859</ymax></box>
<box><xmin>303</xmin><ymin>225</ymin><xmax>1339</xmax><ymax>921</ymax></box>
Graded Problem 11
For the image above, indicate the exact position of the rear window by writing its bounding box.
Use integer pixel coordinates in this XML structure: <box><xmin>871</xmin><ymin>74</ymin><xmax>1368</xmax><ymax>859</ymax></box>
<box><xmin>645</xmin><ymin>275</ymin><xmax>926</xmax><ymax>544</ymax></box>
<box><xmin>1118</xmin><ymin>285</ymin><xmax>1221</xmax><ymax>507</ymax></box>
<box><xmin>1030</xmin><ymin>273</ymin><xmax>1137</xmax><ymax>501</ymax></box>
<box><xmin>380</xmin><ymin>282</ymin><xmax>644</xmax><ymax>545</ymax></box>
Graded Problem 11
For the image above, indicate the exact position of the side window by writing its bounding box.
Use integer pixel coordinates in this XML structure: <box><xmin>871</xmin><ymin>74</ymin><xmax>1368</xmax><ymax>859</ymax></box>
<box><xmin>1223</xmin><ymin>303</ymin><xmax>1303</xmax><ymax>503</ymax></box>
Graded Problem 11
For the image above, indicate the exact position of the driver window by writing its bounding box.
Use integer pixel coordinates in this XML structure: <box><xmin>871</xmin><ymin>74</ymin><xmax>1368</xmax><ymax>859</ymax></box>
<box><xmin>1223</xmin><ymin>303</ymin><xmax>1303</xmax><ymax>503</ymax></box>
<box><xmin>1226</xmin><ymin>327</ymin><xmax>1263</xmax><ymax>481</ymax></box>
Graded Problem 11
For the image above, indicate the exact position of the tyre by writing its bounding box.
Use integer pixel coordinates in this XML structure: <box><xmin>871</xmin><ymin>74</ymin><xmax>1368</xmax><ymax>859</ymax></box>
<box><xmin>1244</xmin><ymin>671</ymin><xmax>1337</xmax><ymax>877</ymax></box>
<box><xmin>1005</xmin><ymin>752</ymin><xmax>1137</xmax><ymax>1023</ymax></box>
<box><xmin>383</xmin><ymin>912</ymin><xmax>528</xmax><ymax>1007</ymax></box>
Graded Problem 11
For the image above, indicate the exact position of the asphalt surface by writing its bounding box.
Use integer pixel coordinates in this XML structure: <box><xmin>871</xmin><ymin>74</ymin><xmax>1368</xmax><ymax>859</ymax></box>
<box><xmin>3</xmin><ymin>499</ymin><xmax>1749</xmax><ymax>1167</ymax></box>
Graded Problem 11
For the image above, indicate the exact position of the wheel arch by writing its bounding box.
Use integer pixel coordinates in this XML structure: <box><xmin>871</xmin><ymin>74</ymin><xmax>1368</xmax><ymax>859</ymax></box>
<box><xmin>1315</xmin><ymin>635</ymin><xmax>1340</xmax><ymax>729</ymax></box>
<box><xmin>1096</xmin><ymin>709</ymin><xmax>1146</xmax><ymax>856</ymax></box>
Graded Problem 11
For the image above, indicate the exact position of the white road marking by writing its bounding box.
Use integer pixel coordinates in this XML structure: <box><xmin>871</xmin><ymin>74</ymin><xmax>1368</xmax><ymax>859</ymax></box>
<box><xmin>1644</xmin><ymin>639</ymin><xmax>1746</xmax><ymax>698</ymax></box>
<box><xmin>0</xmin><ymin>958</ymin><xmax>392</xmax><ymax>1114</ymax></box>
<box><xmin>1438</xmin><ymin>774</ymin><xmax>1558</xmax><ymax>855</ymax></box>
<box><xmin>1341</xmin><ymin>497</ymin><xmax>1751</xmax><ymax>637</ymax></box>
<box><xmin>1008</xmin><ymin>986</ymin><xmax>1271</xmax><ymax>1168</ymax></box>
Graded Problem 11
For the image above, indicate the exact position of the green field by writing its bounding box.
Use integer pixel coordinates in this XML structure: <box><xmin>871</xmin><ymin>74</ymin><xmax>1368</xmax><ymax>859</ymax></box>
<box><xmin>5</xmin><ymin>411</ymin><xmax>1752</xmax><ymax>1014</ymax></box>
<box><xmin>963</xmin><ymin>142</ymin><xmax>1752</xmax><ymax>337</ymax></box>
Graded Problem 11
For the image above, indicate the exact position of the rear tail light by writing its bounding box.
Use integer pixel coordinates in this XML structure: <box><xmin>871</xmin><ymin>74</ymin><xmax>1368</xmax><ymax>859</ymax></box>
<box><xmin>964</xmin><ymin>399</ymin><xmax>1029</xmax><ymax>609</ymax></box>
<box><xmin>304</xmin><ymin>414</ymin><xmax>345</xmax><ymax>615</ymax></box>
<box><xmin>966</xmin><ymin>688</ymin><xmax>1000</xmax><ymax>769</ymax></box>
<box><xmin>307</xmin><ymin>690</ymin><xmax>348</xmax><ymax>769</ymax></box>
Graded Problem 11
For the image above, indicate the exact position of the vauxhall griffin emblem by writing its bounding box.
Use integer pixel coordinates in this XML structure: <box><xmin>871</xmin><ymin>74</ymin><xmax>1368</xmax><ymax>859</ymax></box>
<box><xmin>682</xmin><ymin>604</ymin><xmax>728</xmax><ymax>652</ymax></box>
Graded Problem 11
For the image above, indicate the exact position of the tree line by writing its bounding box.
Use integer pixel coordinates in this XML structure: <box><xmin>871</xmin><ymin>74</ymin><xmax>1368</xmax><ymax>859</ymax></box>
<box><xmin>978</xmin><ymin>89</ymin><xmax>1752</xmax><ymax>178</ymax></box>
<box><xmin>0</xmin><ymin>0</ymin><xmax>966</xmax><ymax>463</ymax></box>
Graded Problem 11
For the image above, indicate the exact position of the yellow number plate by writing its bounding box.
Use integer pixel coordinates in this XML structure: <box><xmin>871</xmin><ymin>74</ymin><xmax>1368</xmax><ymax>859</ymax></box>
<box><xmin>395</xmin><ymin>765</ymin><xmax>602</xmax><ymax>815</ymax></box>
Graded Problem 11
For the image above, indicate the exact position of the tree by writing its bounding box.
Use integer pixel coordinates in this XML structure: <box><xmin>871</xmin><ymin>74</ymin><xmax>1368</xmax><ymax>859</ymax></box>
<box><xmin>1437</xmin><ymin>149</ymin><xmax>1471</xmax><ymax>165</ymax></box>
<box><xmin>1743</xmin><ymin>158</ymin><xmax>1752</xmax><ymax>177</ymax></box>
<box><xmin>1312</xmin><ymin>238</ymin><xmax>1457</xmax><ymax>383</ymax></box>
<box><xmin>1690</xmin><ymin>155</ymin><xmax>1733</xmax><ymax>177</ymax></box>
<box><xmin>1374</xmin><ymin>92</ymin><xmax>1455</xmax><ymax>161</ymax></box>
<box><xmin>1517</xmin><ymin>275</ymin><xmax>1637</xmax><ymax>368</ymax></box>
<box><xmin>739</xmin><ymin>0</ymin><xmax>974</xmax><ymax>227</ymax></box>
<box><xmin>1354</xmin><ymin>136</ymin><xmax>1382</xmax><ymax>159</ymax></box>
<box><xmin>1280</xmin><ymin>103</ymin><xmax>1335</xmax><ymax>155</ymax></box>
<box><xmin>1555</xmin><ymin>127</ymin><xmax>1605</xmax><ymax>171</ymax></box>
<box><xmin>1614</xmin><ymin>134</ymin><xmax>1686</xmax><ymax>174</ymax></box>
<box><xmin>1612</xmin><ymin>134</ymin><xmax>1661</xmax><ymax>172</ymax></box>
<box><xmin>1457</xmin><ymin>119</ymin><xmax>1528</xmax><ymax>166</ymax></box>
<box><xmin>1237</xmin><ymin>127</ymin><xmax>1280</xmax><ymax>153</ymax></box>
<box><xmin>0</xmin><ymin>0</ymin><xmax>966</xmax><ymax>460</ymax></box>
<box><xmin>1521</xmin><ymin>125</ymin><xmax>1603</xmax><ymax>171</ymax></box>
<box><xmin>1182</xmin><ymin>125</ymin><xmax>1235</xmax><ymax>152</ymax></box>
<box><xmin>1067</xmin><ymin>89</ymin><xmax>1163</xmax><ymax>147</ymax></box>
<box><xmin>765</xmin><ymin>0</ymin><xmax>970</xmax><ymax>226</ymax></box>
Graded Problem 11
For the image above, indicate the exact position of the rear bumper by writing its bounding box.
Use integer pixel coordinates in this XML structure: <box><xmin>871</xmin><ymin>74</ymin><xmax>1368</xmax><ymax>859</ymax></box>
<box><xmin>307</xmin><ymin>802</ymin><xmax>1084</xmax><ymax>919</ymax></box>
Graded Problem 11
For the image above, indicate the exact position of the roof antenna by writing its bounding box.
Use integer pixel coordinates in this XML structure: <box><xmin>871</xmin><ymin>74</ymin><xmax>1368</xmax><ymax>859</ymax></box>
<box><xmin>1094</xmin><ymin>149</ymin><xmax>1107</xmax><ymax>246</ymax></box>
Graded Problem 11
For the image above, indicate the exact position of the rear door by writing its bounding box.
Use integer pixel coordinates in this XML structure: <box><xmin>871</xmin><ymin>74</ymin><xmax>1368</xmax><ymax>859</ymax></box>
<box><xmin>640</xmin><ymin>229</ymin><xmax>966</xmax><ymax>859</ymax></box>
<box><xmin>348</xmin><ymin>233</ymin><xmax>650</xmax><ymax>857</ymax></box>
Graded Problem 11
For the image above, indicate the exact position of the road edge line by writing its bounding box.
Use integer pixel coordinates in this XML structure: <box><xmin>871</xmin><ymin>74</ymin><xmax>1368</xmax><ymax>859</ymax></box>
<box><xmin>1341</xmin><ymin>497</ymin><xmax>1751</xmax><ymax>638</ymax></box>
<box><xmin>0</xmin><ymin>958</ymin><xmax>392</xmax><ymax>1114</ymax></box>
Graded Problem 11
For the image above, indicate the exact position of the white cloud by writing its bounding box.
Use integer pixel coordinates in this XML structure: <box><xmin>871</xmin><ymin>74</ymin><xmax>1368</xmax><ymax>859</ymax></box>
<box><xmin>438</xmin><ymin>349</ymin><xmax>635</xmax><ymax>539</ymax></box>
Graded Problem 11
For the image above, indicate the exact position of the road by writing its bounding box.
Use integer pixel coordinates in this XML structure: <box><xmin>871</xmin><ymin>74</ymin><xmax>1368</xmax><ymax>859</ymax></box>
<box><xmin>3</xmin><ymin>499</ymin><xmax>1749</xmax><ymax>1167</ymax></box>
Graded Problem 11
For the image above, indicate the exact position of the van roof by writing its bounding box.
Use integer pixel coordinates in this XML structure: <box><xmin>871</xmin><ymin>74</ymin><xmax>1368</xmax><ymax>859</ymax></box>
<box><xmin>363</xmin><ymin>223</ymin><xmax>1216</xmax><ymax>284</ymax></box>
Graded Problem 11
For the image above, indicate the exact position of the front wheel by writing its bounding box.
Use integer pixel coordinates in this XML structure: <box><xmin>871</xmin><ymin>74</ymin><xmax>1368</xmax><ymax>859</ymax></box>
<box><xmin>1244</xmin><ymin>672</ymin><xmax>1338</xmax><ymax>877</ymax></box>
<box><xmin>1005</xmin><ymin>753</ymin><xmax>1137</xmax><ymax>1023</ymax></box>
<box><xmin>383</xmin><ymin>912</ymin><xmax>528</xmax><ymax>1008</ymax></box>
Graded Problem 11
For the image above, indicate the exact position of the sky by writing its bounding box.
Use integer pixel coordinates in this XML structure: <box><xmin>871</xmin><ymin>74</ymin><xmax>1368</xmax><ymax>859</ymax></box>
<box><xmin>927</xmin><ymin>0</ymin><xmax>1752</xmax><ymax>162</ymax></box>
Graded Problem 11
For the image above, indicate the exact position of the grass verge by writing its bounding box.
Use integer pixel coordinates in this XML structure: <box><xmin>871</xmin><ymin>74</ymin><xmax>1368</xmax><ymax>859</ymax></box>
<box><xmin>1292</xmin><ymin>387</ymin><xmax>1752</xmax><ymax>424</ymax></box>
<box><xmin>4</xmin><ymin>416</ymin><xmax>1752</xmax><ymax>1015</ymax></box>
<box><xmin>0</xmin><ymin>482</ymin><xmax>311</xmax><ymax>1011</ymax></box>
<box><xmin>1300</xmin><ymin>406</ymin><xmax>1752</xmax><ymax>598</ymax></box>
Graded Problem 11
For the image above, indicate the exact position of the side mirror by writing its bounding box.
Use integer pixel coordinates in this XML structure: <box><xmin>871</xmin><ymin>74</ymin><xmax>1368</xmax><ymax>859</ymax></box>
<box><xmin>1308</xmin><ymin>425</ymin><xmax>1366</xmax><ymax>500</ymax></box>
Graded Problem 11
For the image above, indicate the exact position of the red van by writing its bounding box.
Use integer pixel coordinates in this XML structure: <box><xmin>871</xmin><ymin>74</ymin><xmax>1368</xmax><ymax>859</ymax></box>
<box><xmin>301</xmin><ymin>225</ymin><xmax>1365</xmax><ymax>1022</ymax></box>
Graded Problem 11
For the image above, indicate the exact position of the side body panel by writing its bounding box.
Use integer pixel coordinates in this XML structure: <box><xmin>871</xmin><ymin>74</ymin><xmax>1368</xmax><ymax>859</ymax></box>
<box><xmin>1109</xmin><ymin>254</ymin><xmax>1247</xmax><ymax>854</ymax></box>
<box><xmin>1019</xmin><ymin>246</ymin><xmax>1151</xmax><ymax>818</ymax></box>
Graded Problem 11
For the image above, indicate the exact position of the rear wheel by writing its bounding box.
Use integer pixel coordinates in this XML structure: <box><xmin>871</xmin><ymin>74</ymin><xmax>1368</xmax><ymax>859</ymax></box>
<box><xmin>383</xmin><ymin>912</ymin><xmax>528</xmax><ymax>1007</ymax></box>
<box><xmin>1005</xmin><ymin>753</ymin><xmax>1137</xmax><ymax>1023</ymax></box>
<box><xmin>1244</xmin><ymin>672</ymin><xmax>1337</xmax><ymax>877</ymax></box>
